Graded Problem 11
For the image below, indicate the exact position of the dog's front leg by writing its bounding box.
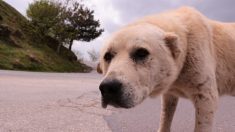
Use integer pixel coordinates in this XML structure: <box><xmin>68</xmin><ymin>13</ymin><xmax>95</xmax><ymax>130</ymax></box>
<box><xmin>158</xmin><ymin>94</ymin><xmax>178</xmax><ymax>132</ymax></box>
<box><xmin>193</xmin><ymin>91</ymin><xmax>218</xmax><ymax>132</ymax></box>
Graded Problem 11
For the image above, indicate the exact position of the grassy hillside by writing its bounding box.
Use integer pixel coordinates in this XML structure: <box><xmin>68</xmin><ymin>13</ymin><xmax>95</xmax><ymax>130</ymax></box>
<box><xmin>0</xmin><ymin>1</ymin><xmax>91</xmax><ymax>72</ymax></box>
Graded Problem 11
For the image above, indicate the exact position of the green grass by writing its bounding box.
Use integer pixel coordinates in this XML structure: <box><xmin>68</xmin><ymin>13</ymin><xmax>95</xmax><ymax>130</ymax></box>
<box><xmin>0</xmin><ymin>39</ymin><xmax>90</xmax><ymax>72</ymax></box>
<box><xmin>0</xmin><ymin>1</ymin><xmax>91</xmax><ymax>72</ymax></box>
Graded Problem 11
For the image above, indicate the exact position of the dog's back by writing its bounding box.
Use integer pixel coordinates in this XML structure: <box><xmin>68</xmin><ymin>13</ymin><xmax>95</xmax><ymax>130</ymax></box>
<box><xmin>210</xmin><ymin>21</ymin><xmax>235</xmax><ymax>95</ymax></box>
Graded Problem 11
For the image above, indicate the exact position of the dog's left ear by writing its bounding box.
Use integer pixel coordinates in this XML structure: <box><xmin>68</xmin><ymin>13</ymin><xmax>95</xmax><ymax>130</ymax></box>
<box><xmin>97</xmin><ymin>63</ymin><xmax>102</xmax><ymax>74</ymax></box>
<box><xmin>164</xmin><ymin>32</ymin><xmax>181</xmax><ymax>59</ymax></box>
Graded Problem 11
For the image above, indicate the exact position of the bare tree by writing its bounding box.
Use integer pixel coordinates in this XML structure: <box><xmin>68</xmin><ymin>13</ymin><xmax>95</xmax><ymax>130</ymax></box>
<box><xmin>87</xmin><ymin>49</ymin><xmax>99</xmax><ymax>62</ymax></box>
<box><xmin>74</xmin><ymin>50</ymin><xmax>83</xmax><ymax>61</ymax></box>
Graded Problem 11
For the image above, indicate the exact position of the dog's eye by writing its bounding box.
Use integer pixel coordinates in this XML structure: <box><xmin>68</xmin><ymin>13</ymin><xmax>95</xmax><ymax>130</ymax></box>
<box><xmin>131</xmin><ymin>48</ymin><xmax>149</xmax><ymax>62</ymax></box>
<box><xmin>104</xmin><ymin>52</ymin><xmax>114</xmax><ymax>62</ymax></box>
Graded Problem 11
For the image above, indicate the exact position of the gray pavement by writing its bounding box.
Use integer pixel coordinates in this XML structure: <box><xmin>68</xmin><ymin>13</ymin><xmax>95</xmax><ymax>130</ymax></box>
<box><xmin>0</xmin><ymin>70</ymin><xmax>234</xmax><ymax>132</ymax></box>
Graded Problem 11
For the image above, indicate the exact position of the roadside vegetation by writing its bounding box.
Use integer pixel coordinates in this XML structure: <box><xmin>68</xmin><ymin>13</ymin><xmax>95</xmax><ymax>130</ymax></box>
<box><xmin>0</xmin><ymin>0</ymin><xmax>103</xmax><ymax>72</ymax></box>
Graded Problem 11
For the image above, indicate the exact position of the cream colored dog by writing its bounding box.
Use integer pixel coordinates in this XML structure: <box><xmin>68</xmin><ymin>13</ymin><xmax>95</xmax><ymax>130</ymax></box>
<box><xmin>97</xmin><ymin>7</ymin><xmax>235</xmax><ymax>132</ymax></box>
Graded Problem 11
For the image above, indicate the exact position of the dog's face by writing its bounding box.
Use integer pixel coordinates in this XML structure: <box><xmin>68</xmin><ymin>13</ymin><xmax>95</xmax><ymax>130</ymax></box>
<box><xmin>98</xmin><ymin>24</ymin><xmax>180</xmax><ymax>108</ymax></box>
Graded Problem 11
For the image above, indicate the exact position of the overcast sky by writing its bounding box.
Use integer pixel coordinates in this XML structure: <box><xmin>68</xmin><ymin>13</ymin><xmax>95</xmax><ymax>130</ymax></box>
<box><xmin>4</xmin><ymin>0</ymin><xmax>235</xmax><ymax>60</ymax></box>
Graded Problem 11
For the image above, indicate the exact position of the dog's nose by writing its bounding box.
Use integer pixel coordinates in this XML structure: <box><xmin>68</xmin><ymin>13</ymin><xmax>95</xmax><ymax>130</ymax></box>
<box><xmin>99</xmin><ymin>79</ymin><xmax>122</xmax><ymax>96</ymax></box>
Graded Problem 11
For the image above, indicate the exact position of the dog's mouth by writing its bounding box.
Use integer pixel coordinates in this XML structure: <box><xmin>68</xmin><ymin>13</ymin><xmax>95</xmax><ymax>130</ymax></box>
<box><xmin>101</xmin><ymin>95</ymin><xmax>134</xmax><ymax>109</ymax></box>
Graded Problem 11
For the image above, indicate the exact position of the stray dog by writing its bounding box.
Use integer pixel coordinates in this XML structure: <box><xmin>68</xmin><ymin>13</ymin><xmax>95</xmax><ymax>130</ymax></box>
<box><xmin>97</xmin><ymin>7</ymin><xmax>235</xmax><ymax>132</ymax></box>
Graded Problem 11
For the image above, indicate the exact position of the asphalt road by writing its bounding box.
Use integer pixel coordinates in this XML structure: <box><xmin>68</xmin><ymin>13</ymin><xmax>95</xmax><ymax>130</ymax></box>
<box><xmin>0</xmin><ymin>70</ymin><xmax>234</xmax><ymax>132</ymax></box>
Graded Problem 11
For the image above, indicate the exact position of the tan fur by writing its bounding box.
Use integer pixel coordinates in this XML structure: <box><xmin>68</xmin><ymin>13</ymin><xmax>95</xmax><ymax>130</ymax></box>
<box><xmin>97</xmin><ymin>7</ymin><xmax>235</xmax><ymax>132</ymax></box>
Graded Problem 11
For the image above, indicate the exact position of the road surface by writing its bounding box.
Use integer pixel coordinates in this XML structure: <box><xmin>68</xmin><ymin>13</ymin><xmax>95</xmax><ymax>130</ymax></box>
<box><xmin>0</xmin><ymin>70</ymin><xmax>234</xmax><ymax>132</ymax></box>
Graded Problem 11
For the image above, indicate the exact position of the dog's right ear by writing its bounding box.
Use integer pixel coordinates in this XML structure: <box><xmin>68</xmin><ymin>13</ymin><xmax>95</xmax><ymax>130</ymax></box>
<box><xmin>97</xmin><ymin>63</ymin><xmax>102</xmax><ymax>74</ymax></box>
<box><xmin>164</xmin><ymin>32</ymin><xmax>181</xmax><ymax>59</ymax></box>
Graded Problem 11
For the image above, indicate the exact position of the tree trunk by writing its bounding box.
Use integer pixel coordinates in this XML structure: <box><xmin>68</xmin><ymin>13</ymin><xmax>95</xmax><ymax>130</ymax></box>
<box><xmin>69</xmin><ymin>39</ymin><xmax>73</xmax><ymax>51</ymax></box>
<box><xmin>57</xmin><ymin>43</ymin><xmax>62</xmax><ymax>53</ymax></box>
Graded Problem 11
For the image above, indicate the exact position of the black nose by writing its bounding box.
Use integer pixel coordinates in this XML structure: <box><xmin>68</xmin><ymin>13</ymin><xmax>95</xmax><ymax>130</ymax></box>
<box><xmin>99</xmin><ymin>79</ymin><xmax>122</xmax><ymax>96</ymax></box>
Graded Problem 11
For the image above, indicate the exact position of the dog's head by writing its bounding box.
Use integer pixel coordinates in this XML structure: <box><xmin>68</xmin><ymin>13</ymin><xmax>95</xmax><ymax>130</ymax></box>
<box><xmin>97</xmin><ymin>23</ymin><xmax>181</xmax><ymax>108</ymax></box>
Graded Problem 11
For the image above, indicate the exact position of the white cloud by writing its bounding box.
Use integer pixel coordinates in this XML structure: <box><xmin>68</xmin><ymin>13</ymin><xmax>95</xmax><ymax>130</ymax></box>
<box><xmin>85</xmin><ymin>0</ymin><xmax>123</xmax><ymax>27</ymax></box>
<box><xmin>4</xmin><ymin>0</ymin><xmax>33</xmax><ymax>15</ymax></box>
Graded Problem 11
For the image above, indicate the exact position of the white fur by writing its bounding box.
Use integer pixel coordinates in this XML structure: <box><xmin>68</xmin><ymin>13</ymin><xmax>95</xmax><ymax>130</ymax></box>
<box><xmin>98</xmin><ymin>7</ymin><xmax>235</xmax><ymax>132</ymax></box>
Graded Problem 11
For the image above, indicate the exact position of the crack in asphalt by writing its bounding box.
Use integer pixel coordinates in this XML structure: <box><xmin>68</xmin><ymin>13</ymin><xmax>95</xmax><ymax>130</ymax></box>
<box><xmin>55</xmin><ymin>91</ymin><xmax>118</xmax><ymax>117</ymax></box>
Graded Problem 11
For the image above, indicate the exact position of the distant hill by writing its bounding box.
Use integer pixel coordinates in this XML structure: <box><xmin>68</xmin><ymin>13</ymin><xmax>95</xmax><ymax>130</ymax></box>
<box><xmin>0</xmin><ymin>1</ymin><xmax>91</xmax><ymax>72</ymax></box>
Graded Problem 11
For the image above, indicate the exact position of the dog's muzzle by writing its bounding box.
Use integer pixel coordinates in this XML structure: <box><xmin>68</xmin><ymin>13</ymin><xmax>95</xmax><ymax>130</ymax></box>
<box><xmin>99</xmin><ymin>79</ymin><xmax>133</xmax><ymax>108</ymax></box>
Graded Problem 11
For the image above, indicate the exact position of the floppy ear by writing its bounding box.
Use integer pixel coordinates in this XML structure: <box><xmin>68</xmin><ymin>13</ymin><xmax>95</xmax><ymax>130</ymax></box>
<box><xmin>164</xmin><ymin>32</ymin><xmax>181</xmax><ymax>59</ymax></box>
<box><xmin>96</xmin><ymin>63</ymin><xmax>102</xmax><ymax>74</ymax></box>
